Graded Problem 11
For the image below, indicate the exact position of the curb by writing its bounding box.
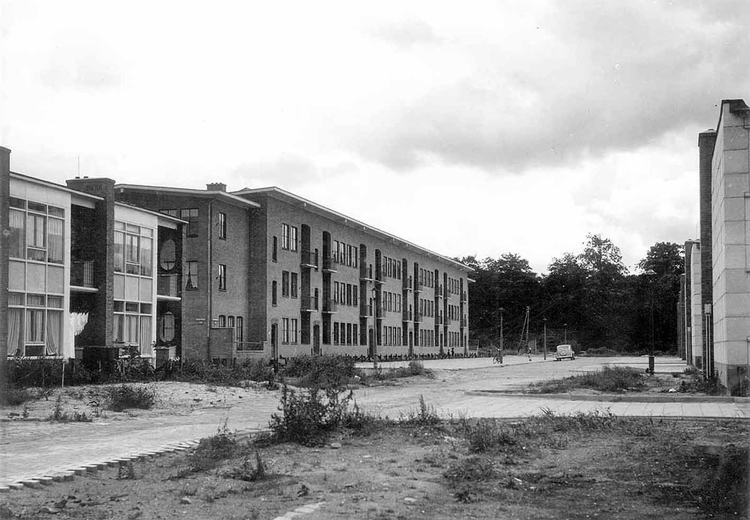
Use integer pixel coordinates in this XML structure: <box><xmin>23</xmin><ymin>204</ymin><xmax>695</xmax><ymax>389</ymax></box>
<box><xmin>465</xmin><ymin>390</ymin><xmax>749</xmax><ymax>403</ymax></box>
<box><xmin>0</xmin><ymin>427</ymin><xmax>268</xmax><ymax>493</ymax></box>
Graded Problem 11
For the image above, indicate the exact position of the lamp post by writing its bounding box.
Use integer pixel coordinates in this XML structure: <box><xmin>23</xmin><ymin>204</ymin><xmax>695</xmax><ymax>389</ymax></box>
<box><xmin>371</xmin><ymin>287</ymin><xmax>378</xmax><ymax>369</ymax></box>
<box><xmin>543</xmin><ymin>317</ymin><xmax>547</xmax><ymax>360</ymax></box>
<box><xmin>644</xmin><ymin>269</ymin><xmax>657</xmax><ymax>375</ymax></box>
<box><xmin>498</xmin><ymin>307</ymin><xmax>504</xmax><ymax>364</ymax></box>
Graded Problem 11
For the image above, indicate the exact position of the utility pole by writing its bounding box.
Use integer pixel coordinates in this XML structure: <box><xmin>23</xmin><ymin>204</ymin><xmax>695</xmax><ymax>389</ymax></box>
<box><xmin>498</xmin><ymin>307</ymin><xmax>504</xmax><ymax>363</ymax></box>
<box><xmin>525</xmin><ymin>306</ymin><xmax>530</xmax><ymax>356</ymax></box>
<box><xmin>543</xmin><ymin>317</ymin><xmax>547</xmax><ymax>360</ymax></box>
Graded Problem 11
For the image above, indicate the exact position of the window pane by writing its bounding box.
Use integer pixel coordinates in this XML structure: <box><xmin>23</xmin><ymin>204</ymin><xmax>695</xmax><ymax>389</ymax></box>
<box><xmin>26</xmin><ymin>309</ymin><xmax>45</xmax><ymax>343</ymax></box>
<box><xmin>114</xmin><ymin>231</ymin><xmax>125</xmax><ymax>272</ymax></box>
<box><xmin>140</xmin><ymin>237</ymin><xmax>153</xmax><ymax>276</ymax></box>
<box><xmin>9</xmin><ymin>209</ymin><xmax>25</xmax><ymax>258</ymax></box>
<box><xmin>48</xmin><ymin>218</ymin><xmax>64</xmax><ymax>264</ymax></box>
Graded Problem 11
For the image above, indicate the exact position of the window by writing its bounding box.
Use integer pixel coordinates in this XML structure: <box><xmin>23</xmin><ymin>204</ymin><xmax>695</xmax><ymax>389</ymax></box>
<box><xmin>291</xmin><ymin>272</ymin><xmax>298</xmax><ymax>298</ymax></box>
<box><xmin>272</xmin><ymin>236</ymin><xmax>278</xmax><ymax>262</ymax></box>
<box><xmin>291</xmin><ymin>318</ymin><xmax>298</xmax><ymax>344</ymax></box>
<box><xmin>218</xmin><ymin>212</ymin><xmax>227</xmax><ymax>239</ymax></box>
<box><xmin>235</xmin><ymin>316</ymin><xmax>243</xmax><ymax>343</ymax></box>
<box><xmin>114</xmin><ymin>222</ymin><xmax>153</xmax><ymax>276</ymax></box>
<box><xmin>282</xmin><ymin>271</ymin><xmax>290</xmax><ymax>297</ymax></box>
<box><xmin>272</xmin><ymin>281</ymin><xmax>278</xmax><ymax>305</ymax></box>
<box><xmin>186</xmin><ymin>261</ymin><xmax>199</xmax><ymax>289</ymax></box>
<box><xmin>282</xmin><ymin>318</ymin><xmax>290</xmax><ymax>344</ymax></box>
<box><xmin>9</xmin><ymin>209</ymin><xmax>25</xmax><ymax>259</ymax></box>
<box><xmin>218</xmin><ymin>264</ymin><xmax>227</xmax><ymax>291</ymax></box>
<box><xmin>159</xmin><ymin>312</ymin><xmax>176</xmax><ymax>342</ymax></box>
<box><xmin>227</xmin><ymin>316</ymin><xmax>235</xmax><ymax>329</ymax></box>
<box><xmin>180</xmin><ymin>209</ymin><xmax>199</xmax><ymax>237</ymax></box>
<box><xmin>281</xmin><ymin>223</ymin><xmax>298</xmax><ymax>251</ymax></box>
<box><xmin>217</xmin><ymin>315</ymin><xmax>226</xmax><ymax>328</ymax></box>
<box><xmin>114</xmin><ymin>300</ymin><xmax>152</xmax><ymax>353</ymax></box>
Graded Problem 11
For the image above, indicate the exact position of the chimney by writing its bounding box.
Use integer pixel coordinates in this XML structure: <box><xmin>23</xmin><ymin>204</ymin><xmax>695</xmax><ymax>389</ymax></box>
<box><xmin>207</xmin><ymin>182</ymin><xmax>227</xmax><ymax>192</ymax></box>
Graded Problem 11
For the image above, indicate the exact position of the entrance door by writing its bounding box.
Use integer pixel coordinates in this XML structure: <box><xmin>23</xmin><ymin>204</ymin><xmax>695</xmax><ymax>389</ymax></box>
<box><xmin>271</xmin><ymin>324</ymin><xmax>278</xmax><ymax>362</ymax></box>
<box><xmin>313</xmin><ymin>324</ymin><xmax>321</xmax><ymax>356</ymax></box>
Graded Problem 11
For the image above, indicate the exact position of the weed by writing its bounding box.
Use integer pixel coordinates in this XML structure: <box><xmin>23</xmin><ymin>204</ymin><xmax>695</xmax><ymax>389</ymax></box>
<box><xmin>226</xmin><ymin>451</ymin><xmax>268</xmax><ymax>482</ymax></box>
<box><xmin>530</xmin><ymin>366</ymin><xmax>645</xmax><ymax>394</ymax></box>
<box><xmin>678</xmin><ymin>372</ymin><xmax>726</xmax><ymax>396</ymax></box>
<box><xmin>46</xmin><ymin>395</ymin><xmax>92</xmax><ymax>422</ymax></box>
<box><xmin>444</xmin><ymin>456</ymin><xmax>497</xmax><ymax>482</ymax></box>
<box><xmin>106</xmin><ymin>385</ymin><xmax>156</xmax><ymax>412</ymax></box>
<box><xmin>399</xmin><ymin>395</ymin><xmax>441</xmax><ymax>428</ymax></box>
<box><xmin>464</xmin><ymin>418</ymin><xmax>517</xmax><ymax>453</ymax></box>
<box><xmin>118</xmin><ymin>461</ymin><xmax>136</xmax><ymax>480</ymax></box>
<box><xmin>188</xmin><ymin>423</ymin><xmax>239</xmax><ymax>472</ymax></box>
<box><xmin>7</xmin><ymin>388</ymin><xmax>35</xmax><ymax>406</ymax></box>
<box><xmin>282</xmin><ymin>355</ymin><xmax>357</xmax><ymax>389</ymax></box>
<box><xmin>691</xmin><ymin>445</ymin><xmax>748</xmax><ymax>516</ymax></box>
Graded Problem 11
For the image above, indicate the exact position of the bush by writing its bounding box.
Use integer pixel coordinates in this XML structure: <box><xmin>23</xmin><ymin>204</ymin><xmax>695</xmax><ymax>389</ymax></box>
<box><xmin>464</xmin><ymin>419</ymin><xmax>517</xmax><ymax>453</ymax></box>
<box><xmin>399</xmin><ymin>395</ymin><xmax>441</xmax><ymax>428</ymax></box>
<box><xmin>531</xmin><ymin>366</ymin><xmax>645</xmax><ymax>394</ymax></box>
<box><xmin>282</xmin><ymin>355</ymin><xmax>357</xmax><ymax>389</ymax></box>
<box><xmin>107</xmin><ymin>385</ymin><xmax>156</xmax><ymax>412</ymax></box>
<box><xmin>444</xmin><ymin>456</ymin><xmax>497</xmax><ymax>482</ymax></box>
<box><xmin>7</xmin><ymin>388</ymin><xmax>35</xmax><ymax>406</ymax></box>
<box><xmin>9</xmin><ymin>358</ymin><xmax>98</xmax><ymax>388</ymax></box>
<box><xmin>268</xmin><ymin>385</ymin><xmax>359</xmax><ymax>446</ymax></box>
<box><xmin>189</xmin><ymin>424</ymin><xmax>238</xmax><ymax>472</ymax></box>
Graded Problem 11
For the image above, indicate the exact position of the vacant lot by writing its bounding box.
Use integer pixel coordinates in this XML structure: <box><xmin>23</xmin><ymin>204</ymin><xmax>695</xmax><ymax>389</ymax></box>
<box><xmin>2</xmin><ymin>408</ymin><xmax>747</xmax><ymax>519</ymax></box>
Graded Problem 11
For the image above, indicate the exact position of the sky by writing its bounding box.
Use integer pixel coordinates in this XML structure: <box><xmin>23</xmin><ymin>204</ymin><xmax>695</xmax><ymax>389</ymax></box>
<box><xmin>2</xmin><ymin>0</ymin><xmax>749</xmax><ymax>274</ymax></box>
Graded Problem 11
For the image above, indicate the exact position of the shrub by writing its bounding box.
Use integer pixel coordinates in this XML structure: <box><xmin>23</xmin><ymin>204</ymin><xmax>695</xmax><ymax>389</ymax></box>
<box><xmin>189</xmin><ymin>424</ymin><xmax>238</xmax><ymax>472</ymax></box>
<box><xmin>268</xmin><ymin>385</ymin><xmax>358</xmax><ymax>446</ymax></box>
<box><xmin>225</xmin><ymin>450</ymin><xmax>267</xmax><ymax>482</ymax></box>
<box><xmin>464</xmin><ymin>419</ymin><xmax>517</xmax><ymax>453</ymax></box>
<box><xmin>531</xmin><ymin>366</ymin><xmax>645</xmax><ymax>394</ymax></box>
<box><xmin>7</xmin><ymin>388</ymin><xmax>35</xmax><ymax>406</ymax></box>
<box><xmin>47</xmin><ymin>395</ymin><xmax>93</xmax><ymax>422</ymax></box>
<box><xmin>282</xmin><ymin>355</ymin><xmax>357</xmax><ymax>389</ymax></box>
<box><xmin>9</xmin><ymin>358</ymin><xmax>98</xmax><ymax>388</ymax></box>
<box><xmin>107</xmin><ymin>385</ymin><xmax>156</xmax><ymax>412</ymax></box>
<box><xmin>399</xmin><ymin>395</ymin><xmax>441</xmax><ymax>428</ymax></box>
<box><xmin>444</xmin><ymin>456</ymin><xmax>497</xmax><ymax>482</ymax></box>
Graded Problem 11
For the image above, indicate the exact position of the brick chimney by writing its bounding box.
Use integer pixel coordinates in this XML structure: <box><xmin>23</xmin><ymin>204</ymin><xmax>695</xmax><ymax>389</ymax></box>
<box><xmin>206</xmin><ymin>182</ymin><xmax>227</xmax><ymax>192</ymax></box>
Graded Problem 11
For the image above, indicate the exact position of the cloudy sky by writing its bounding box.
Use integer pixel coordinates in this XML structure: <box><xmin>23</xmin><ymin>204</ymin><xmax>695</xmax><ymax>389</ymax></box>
<box><xmin>2</xmin><ymin>1</ymin><xmax>749</xmax><ymax>273</ymax></box>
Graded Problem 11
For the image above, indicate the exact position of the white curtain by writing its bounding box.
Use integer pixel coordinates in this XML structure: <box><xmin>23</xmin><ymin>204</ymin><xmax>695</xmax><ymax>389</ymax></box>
<box><xmin>7</xmin><ymin>308</ymin><xmax>22</xmax><ymax>356</ymax></box>
<box><xmin>140</xmin><ymin>316</ymin><xmax>153</xmax><ymax>357</ymax></box>
<box><xmin>46</xmin><ymin>311</ymin><xmax>62</xmax><ymax>355</ymax></box>
<box><xmin>69</xmin><ymin>312</ymin><xmax>89</xmax><ymax>336</ymax></box>
<box><xmin>47</xmin><ymin>218</ymin><xmax>64</xmax><ymax>264</ymax></box>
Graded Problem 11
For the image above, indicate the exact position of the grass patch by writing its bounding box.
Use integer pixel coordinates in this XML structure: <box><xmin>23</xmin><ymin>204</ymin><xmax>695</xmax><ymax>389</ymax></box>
<box><xmin>530</xmin><ymin>366</ymin><xmax>645</xmax><ymax>394</ymax></box>
<box><xmin>106</xmin><ymin>385</ymin><xmax>156</xmax><ymax>412</ymax></box>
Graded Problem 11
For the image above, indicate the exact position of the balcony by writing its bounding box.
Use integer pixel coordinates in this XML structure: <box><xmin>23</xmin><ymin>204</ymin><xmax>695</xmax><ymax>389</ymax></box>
<box><xmin>157</xmin><ymin>273</ymin><xmax>181</xmax><ymax>298</ymax></box>
<box><xmin>322</xmin><ymin>298</ymin><xmax>338</xmax><ymax>313</ymax></box>
<box><xmin>376</xmin><ymin>307</ymin><xmax>386</xmax><ymax>319</ymax></box>
<box><xmin>71</xmin><ymin>260</ymin><xmax>95</xmax><ymax>288</ymax></box>
<box><xmin>414</xmin><ymin>280</ymin><xmax>423</xmax><ymax>293</ymax></box>
<box><xmin>414</xmin><ymin>312</ymin><xmax>423</xmax><ymax>323</ymax></box>
<box><xmin>360</xmin><ymin>265</ymin><xmax>373</xmax><ymax>281</ymax></box>
<box><xmin>322</xmin><ymin>256</ymin><xmax>337</xmax><ymax>273</ymax></box>
<box><xmin>435</xmin><ymin>285</ymin><xmax>443</xmax><ymax>298</ymax></box>
<box><xmin>461</xmin><ymin>291</ymin><xmax>467</xmax><ymax>302</ymax></box>
<box><xmin>360</xmin><ymin>303</ymin><xmax>373</xmax><ymax>318</ymax></box>
<box><xmin>402</xmin><ymin>309</ymin><xmax>412</xmax><ymax>321</ymax></box>
<box><xmin>301</xmin><ymin>296</ymin><xmax>319</xmax><ymax>312</ymax></box>
<box><xmin>375</xmin><ymin>268</ymin><xmax>385</xmax><ymax>284</ymax></box>
<box><xmin>436</xmin><ymin>315</ymin><xmax>443</xmax><ymax>325</ymax></box>
<box><xmin>461</xmin><ymin>317</ymin><xmax>468</xmax><ymax>327</ymax></box>
<box><xmin>300</xmin><ymin>250</ymin><xmax>318</xmax><ymax>269</ymax></box>
<box><xmin>445</xmin><ymin>315</ymin><xmax>452</xmax><ymax>324</ymax></box>
<box><xmin>403</xmin><ymin>275</ymin><xmax>412</xmax><ymax>291</ymax></box>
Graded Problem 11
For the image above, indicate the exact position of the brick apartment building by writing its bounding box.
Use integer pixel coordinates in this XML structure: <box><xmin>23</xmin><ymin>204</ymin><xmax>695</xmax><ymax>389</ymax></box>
<box><xmin>1</xmin><ymin>145</ymin><xmax>472</xmax><ymax>366</ymax></box>
<box><xmin>682</xmin><ymin>99</ymin><xmax>750</xmax><ymax>393</ymax></box>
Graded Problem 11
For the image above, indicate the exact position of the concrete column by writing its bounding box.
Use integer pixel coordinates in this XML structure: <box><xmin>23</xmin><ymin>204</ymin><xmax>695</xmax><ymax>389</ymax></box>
<box><xmin>698</xmin><ymin>130</ymin><xmax>716</xmax><ymax>377</ymax></box>
<box><xmin>0</xmin><ymin>146</ymin><xmax>11</xmax><ymax>405</ymax></box>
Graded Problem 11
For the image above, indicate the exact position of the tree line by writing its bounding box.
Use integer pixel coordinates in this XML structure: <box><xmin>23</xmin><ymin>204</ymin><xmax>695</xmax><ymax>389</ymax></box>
<box><xmin>462</xmin><ymin>235</ymin><xmax>684</xmax><ymax>354</ymax></box>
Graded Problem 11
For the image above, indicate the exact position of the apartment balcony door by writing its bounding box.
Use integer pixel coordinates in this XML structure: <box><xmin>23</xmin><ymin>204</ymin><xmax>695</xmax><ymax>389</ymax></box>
<box><xmin>313</xmin><ymin>324</ymin><xmax>320</xmax><ymax>356</ymax></box>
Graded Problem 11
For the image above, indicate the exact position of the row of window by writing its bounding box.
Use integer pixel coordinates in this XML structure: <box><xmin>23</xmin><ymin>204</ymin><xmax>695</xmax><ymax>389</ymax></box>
<box><xmin>280</xmin><ymin>271</ymin><xmax>298</xmax><ymax>299</ymax></box>
<box><xmin>447</xmin><ymin>277</ymin><xmax>460</xmax><ymax>295</ymax></box>
<box><xmin>332</xmin><ymin>322</ymin><xmax>359</xmax><ymax>346</ymax></box>
<box><xmin>382</xmin><ymin>256</ymin><xmax>401</xmax><ymax>280</ymax></box>
<box><xmin>7</xmin><ymin>292</ymin><xmax>64</xmax><ymax>357</ymax></box>
<box><xmin>419</xmin><ymin>298</ymin><xmax>436</xmax><ymax>318</ymax></box>
<box><xmin>419</xmin><ymin>268</ymin><xmax>436</xmax><ymax>288</ymax></box>
<box><xmin>216</xmin><ymin>315</ymin><xmax>244</xmax><ymax>343</ymax></box>
<box><xmin>382</xmin><ymin>291</ymin><xmax>402</xmax><ymax>313</ymax></box>
<box><xmin>333</xmin><ymin>240</ymin><xmax>358</xmax><ymax>268</ymax></box>
<box><xmin>419</xmin><ymin>328</ymin><xmax>436</xmax><ymax>348</ymax></box>
<box><xmin>333</xmin><ymin>282</ymin><xmax>358</xmax><ymax>307</ymax></box>
<box><xmin>114</xmin><ymin>300</ymin><xmax>153</xmax><ymax>348</ymax></box>
<box><xmin>448</xmin><ymin>304</ymin><xmax>461</xmax><ymax>321</ymax></box>
<box><xmin>114</xmin><ymin>221</ymin><xmax>154</xmax><ymax>276</ymax></box>
<box><xmin>8</xmin><ymin>198</ymin><xmax>65</xmax><ymax>265</ymax></box>
<box><xmin>380</xmin><ymin>326</ymin><xmax>402</xmax><ymax>346</ymax></box>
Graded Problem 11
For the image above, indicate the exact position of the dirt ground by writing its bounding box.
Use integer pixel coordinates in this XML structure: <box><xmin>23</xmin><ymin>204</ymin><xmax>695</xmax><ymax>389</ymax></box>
<box><xmin>1</xmin><ymin>414</ymin><xmax>748</xmax><ymax>520</ymax></box>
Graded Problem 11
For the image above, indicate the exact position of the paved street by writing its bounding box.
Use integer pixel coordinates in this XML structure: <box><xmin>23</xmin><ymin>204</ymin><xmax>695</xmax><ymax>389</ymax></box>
<box><xmin>1</xmin><ymin>356</ymin><xmax>748</xmax><ymax>490</ymax></box>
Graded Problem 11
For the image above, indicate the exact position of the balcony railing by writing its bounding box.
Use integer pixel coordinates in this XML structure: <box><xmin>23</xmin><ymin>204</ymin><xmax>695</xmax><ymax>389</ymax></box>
<box><xmin>414</xmin><ymin>312</ymin><xmax>423</xmax><ymax>323</ymax></box>
<box><xmin>436</xmin><ymin>315</ymin><xmax>443</xmax><ymax>325</ymax></box>
<box><xmin>71</xmin><ymin>260</ymin><xmax>95</xmax><ymax>288</ymax></box>
<box><xmin>461</xmin><ymin>317</ymin><xmax>468</xmax><ymax>327</ymax></box>
<box><xmin>360</xmin><ymin>303</ymin><xmax>373</xmax><ymax>317</ymax></box>
<box><xmin>403</xmin><ymin>275</ymin><xmax>412</xmax><ymax>291</ymax></box>
<box><xmin>322</xmin><ymin>298</ymin><xmax>338</xmax><ymax>313</ymax></box>
<box><xmin>236</xmin><ymin>341</ymin><xmax>264</xmax><ymax>352</ymax></box>
<box><xmin>157</xmin><ymin>273</ymin><xmax>181</xmax><ymax>297</ymax></box>
<box><xmin>360</xmin><ymin>265</ymin><xmax>373</xmax><ymax>281</ymax></box>
<box><xmin>301</xmin><ymin>296</ymin><xmax>319</xmax><ymax>312</ymax></box>
<box><xmin>414</xmin><ymin>280</ymin><xmax>423</xmax><ymax>292</ymax></box>
<box><xmin>402</xmin><ymin>309</ymin><xmax>412</xmax><ymax>321</ymax></box>
<box><xmin>375</xmin><ymin>268</ymin><xmax>385</xmax><ymax>284</ymax></box>
<box><xmin>435</xmin><ymin>285</ymin><xmax>443</xmax><ymax>298</ymax></box>
<box><xmin>300</xmin><ymin>250</ymin><xmax>318</xmax><ymax>269</ymax></box>
<box><xmin>376</xmin><ymin>307</ymin><xmax>386</xmax><ymax>319</ymax></box>
<box><xmin>322</xmin><ymin>256</ymin><xmax>337</xmax><ymax>272</ymax></box>
<box><xmin>461</xmin><ymin>291</ymin><xmax>467</xmax><ymax>302</ymax></box>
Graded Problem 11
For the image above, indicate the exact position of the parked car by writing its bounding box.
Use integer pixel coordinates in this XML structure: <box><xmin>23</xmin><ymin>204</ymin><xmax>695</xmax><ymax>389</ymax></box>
<box><xmin>554</xmin><ymin>344</ymin><xmax>575</xmax><ymax>361</ymax></box>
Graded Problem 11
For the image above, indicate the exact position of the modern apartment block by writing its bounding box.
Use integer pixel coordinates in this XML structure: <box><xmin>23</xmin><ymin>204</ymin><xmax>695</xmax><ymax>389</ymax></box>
<box><xmin>684</xmin><ymin>99</ymin><xmax>750</xmax><ymax>393</ymax></box>
<box><xmin>0</xmin><ymin>147</ymin><xmax>184</xmax><ymax>366</ymax></box>
<box><xmin>1</xmin><ymin>145</ymin><xmax>471</xmax><ymax>366</ymax></box>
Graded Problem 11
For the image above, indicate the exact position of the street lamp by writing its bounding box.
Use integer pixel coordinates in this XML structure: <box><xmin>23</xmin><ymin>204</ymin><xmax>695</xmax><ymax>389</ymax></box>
<box><xmin>543</xmin><ymin>317</ymin><xmax>547</xmax><ymax>360</ymax></box>
<box><xmin>371</xmin><ymin>287</ymin><xmax>378</xmax><ymax>368</ymax></box>
<box><xmin>644</xmin><ymin>269</ymin><xmax>657</xmax><ymax>375</ymax></box>
<box><xmin>498</xmin><ymin>307</ymin><xmax>504</xmax><ymax>364</ymax></box>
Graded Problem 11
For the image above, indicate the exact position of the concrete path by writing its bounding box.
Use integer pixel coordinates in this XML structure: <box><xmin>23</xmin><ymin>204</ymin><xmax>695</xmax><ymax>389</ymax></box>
<box><xmin>1</xmin><ymin>356</ymin><xmax>748</xmax><ymax>491</ymax></box>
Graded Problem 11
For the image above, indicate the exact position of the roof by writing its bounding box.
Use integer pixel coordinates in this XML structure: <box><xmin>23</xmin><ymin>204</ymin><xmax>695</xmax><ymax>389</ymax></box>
<box><xmin>11</xmin><ymin>171</ymin><xmax>104</xmax><ymax>202</ymax></box>
<box><xmin>115</xmin><ymin>184</ymin><xmax>262</xmax><ymax>209</ymax></box>
<box><xmin>233</xmin><ymin>186</ymin><xmax>471</xmax><ymax>272</ymax></box>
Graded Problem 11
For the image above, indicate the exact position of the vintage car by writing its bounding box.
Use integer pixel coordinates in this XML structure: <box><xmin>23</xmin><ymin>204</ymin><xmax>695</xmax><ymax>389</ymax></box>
<box><xmin>554</xmin><ymin>344</ymin><xmax>575</xmax><ymax>361</ymax></box>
